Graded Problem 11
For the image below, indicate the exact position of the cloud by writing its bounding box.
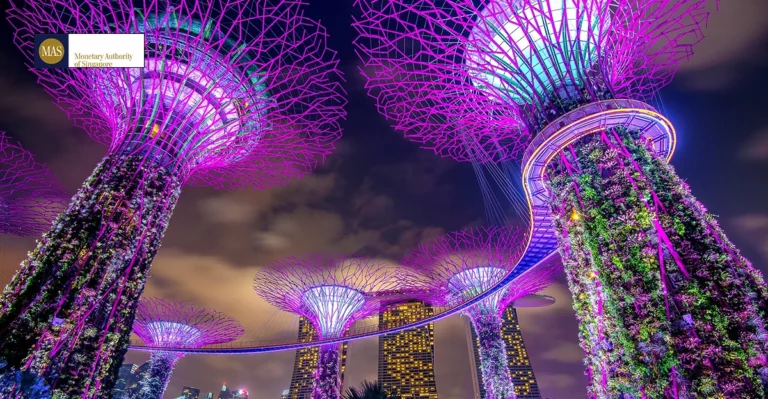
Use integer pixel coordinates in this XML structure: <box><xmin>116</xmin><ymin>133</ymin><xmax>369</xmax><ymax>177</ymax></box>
<box><xmin>535</xmin><ymin>372</ymin><xmax>580</xmax><ymax>390</ymax></box>
<box><xmin>342</xmin><ymin>337</ymin><xmax>379</xmax><ymax>392</ymax></box>
<box><xmin>142</xmin><ymin>250</ymin><xmax>280</xmax><ymax>333</ymax></box>
<box><xmin>515</xmin><ymin>281</ymin><xmax>588</xmax><ymax>398</ymax></box>
<box><xmin>0</xmin><ymin>239</ymin><xmax>34</xmax><ymax>287</ymax></box>
<box><xmin>0</xmin><ymin>76</ymin><xmax>72</xmax><ymax>133</ymax></box>
<box><xmin>731</xmin><ymin>214</ymin><xmax>768</xmax><ymax>266</ymax></box>
<box><xmin>198</xmin><ymin>195</ymin><xmax>265</xmax><ymax>225</ymax></box>
<box><xmin>434</xmin><ymin>315</ymin><xmax>474</xmax><ymax>399</ymax></box>
<box><xmin>196</xmin><ymin>173</ymin><xmax>338</xmax><ymax>226</ymax></box>
<box><xmin>540</xmin><ymin>341</ymin><xmax>586</xmax><ymax>364</ymax></box>
<box><xmin>680</xmin><ymin>0</ymin><xmax>768</xmax><ymax>72</ymax></box>
<box><xmin>677</xmin><ymin>0</ymin><xmax>768</xmax><ymax>90</ymax></box>
<box><xmin>738</xmin><ymin>127</ymin><xmax>768</xmax><ymax>161</ymax></box>
<box><xmin>253</xmin><ymin>206</ymin><xmax>352</xmax><ymax>255</ymax></box>
<box><xmin>516</xmin><ymin>282</ymin><xmax>574</xmax><ymax>333</ymax></box>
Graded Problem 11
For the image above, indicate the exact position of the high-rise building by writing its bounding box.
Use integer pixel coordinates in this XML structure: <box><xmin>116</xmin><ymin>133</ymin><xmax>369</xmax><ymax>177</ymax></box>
<box><xmin>180</xmin><ymin>386</ymin><xmax>201</xmax><ymax>399</ymax></box>
<box><xmin>378</xmin><ymin>300</ymin><xmax>438</xmax><ymax>398</ymax></box>
<box><xmin>466</xmin><ymin>307</ymin><xmax>541</xmax><ymax>399</ymax></box>
<box><xmin>218</xmin><ymin>384</ymin><xmax>234</xmax><ymax>399</ymax></box>
<box><xmin>217</xmin><ymin>385</ymin><xmax>247</xmax><ymax>399</ymax></box>
<box><xmin>206</xmin><ymin>393</ymin><xmax>214</xmax><ymax>399</ymax></box>
<box><xmin>280</xmin><ymin>389</ymin><xmax>290</xmax><ymax>399</ymax></box>
<box><xmin>287</xmin><ymin>316</ymin><xmax>349</xmax><ymax>398</ymax></box>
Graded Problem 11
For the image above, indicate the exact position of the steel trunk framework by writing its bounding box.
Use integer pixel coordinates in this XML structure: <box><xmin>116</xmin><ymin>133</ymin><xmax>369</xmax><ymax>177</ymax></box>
<box><xmin>130</xmin><ymin>297</ymin><xmax>243</xmax><ymax>399</ymax></box>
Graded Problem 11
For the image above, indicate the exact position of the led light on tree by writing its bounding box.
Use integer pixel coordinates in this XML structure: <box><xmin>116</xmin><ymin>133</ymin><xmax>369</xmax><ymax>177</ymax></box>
<box><xmin>302</xmin><ymin>286</ymin><xmax>366</xmax><ymax>339</ymax></box>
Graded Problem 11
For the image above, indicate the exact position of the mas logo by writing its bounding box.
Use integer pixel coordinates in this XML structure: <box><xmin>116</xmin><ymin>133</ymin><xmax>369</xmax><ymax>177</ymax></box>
<box><xmin>34</xmin><ymin>34</ymin><xmax>68</xmax><ymax>68</ymax></box>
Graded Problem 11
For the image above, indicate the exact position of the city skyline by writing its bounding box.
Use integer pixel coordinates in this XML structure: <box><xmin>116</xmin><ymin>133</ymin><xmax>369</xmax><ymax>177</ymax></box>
<box><xmin>180</xmin><ymin>386</ymin><xmax>201</xmax><ymax>399</ymax></box>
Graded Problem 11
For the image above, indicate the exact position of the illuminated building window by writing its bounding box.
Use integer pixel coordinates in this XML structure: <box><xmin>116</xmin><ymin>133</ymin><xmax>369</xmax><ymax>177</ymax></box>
<box><xmin>378</xmin><ymin>300</ymin><xmax>439</xmax><ymax>398</ymax></box>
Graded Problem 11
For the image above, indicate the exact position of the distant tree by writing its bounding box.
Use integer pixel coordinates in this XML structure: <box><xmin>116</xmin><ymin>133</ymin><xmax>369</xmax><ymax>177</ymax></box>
<box><xmin>0</xmin><ymin>359</ymin><xmax>52</xmax><ymax>399</ymax></box>
<box><xmin>342</xmin><ymin>380</ymin><xmax>400</xmax><ymax>399</ymax></box>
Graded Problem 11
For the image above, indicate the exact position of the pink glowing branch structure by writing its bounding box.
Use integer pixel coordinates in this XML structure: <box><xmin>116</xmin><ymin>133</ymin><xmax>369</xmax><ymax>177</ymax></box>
<box><xmin>0</xmin><ymin>132</ymin><xmax>67</xmax><ymax>236</ymax></box>
<box><xmin>131</xmin><ymin>297</ymin><xmax>243</xmax><ymax>399</ymax></box>
<box><xmin>353</xmin><ymin>0</ymin><xmax>710</xmax><ymax>160</ymax></box>
<box><xmin>132</xmin><ymin>297</ymin><xmax>244</xmax><ymax>351</ymax></box>
<box><xmin>9</xmin><ymin>0</ymin><xmax>345</xmax><ymax>189</ymax></box>
<box><xmin>400</xmin><ymin>226</ymin><xmax>558</xmax><ymax>316</ymax></box>
<box><xmin>253</xmin><ymin>254</ymin><xmax>401</xmax><ymax>339</ymax></box>
<box><xmin>401</xmin><ymin>226</ymin><xmax>559</xmax><ymax>399</ymax></box>
<box><xmin>254</xmin><ymin>253</ymin><xmax>401</xmax><ymax>399</ymax></box>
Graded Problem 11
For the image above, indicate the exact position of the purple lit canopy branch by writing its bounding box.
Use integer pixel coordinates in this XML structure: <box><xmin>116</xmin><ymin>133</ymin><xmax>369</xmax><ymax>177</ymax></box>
<box><xmin>0</xmin><ymin>132</ymin><xmax>67</xmax><ymax>237</ymax></box>
<box><xmin>1</xmin><ymin>0</ymin><xmax>344</xmax><ymax>397</ymax></box>
<box><xmin>131</xmin><ymin>297</ymin><xmax>244</xmax><ymax>399</ymax></box>
<box><xmin>353</xmin><ymin>0</ymin><xmax>710</xmax><ymax>159</ymax></box>
<box><xmin>254</xmin><ymin>254</ymin><xmax>401</xmax><ymax>399</ymax></box>
<box><xmin>12</xmin><ymin>0</ymin><xmax>346</xmax><ymax>188</ymax></box>
<box><xmin>400</xmin><ymin>226</ymin><xmax>547</xmax><ymax>314</ymax></box>
<box><xmin>401</xmin><ymin>226</ymin><xmax>559</xmax><ymax>399</ymax></box>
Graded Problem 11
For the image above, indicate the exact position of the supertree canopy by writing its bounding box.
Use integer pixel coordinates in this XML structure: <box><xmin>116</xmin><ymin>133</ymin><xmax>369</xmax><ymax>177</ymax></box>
<box><xmin>0</xmin><ymin>132</ymin><xmax>67</xmax><ymax>237</ymax></box>
<box><xmin>1</xmin><ymin>0</ymin><xmax>344</xmax><ymax>397</ymax></box>
<box><xmin>355</xmin><ymin>1</ymin><xmax>768</xmax><ymax>398</ymax></box>
<box><xmin>130</xmin><ymin>297</ymin><xmax>243</xmax><ymax>399</ymax></box>
<box><xmin>253</xmin><ymin>254</ymin><xmax>400</xmax><ymax>399</ymax></box>
<box><xmin>401</xmin><ymin>226</ymin><xmax>559</xmax><ymax>399</ymax></box>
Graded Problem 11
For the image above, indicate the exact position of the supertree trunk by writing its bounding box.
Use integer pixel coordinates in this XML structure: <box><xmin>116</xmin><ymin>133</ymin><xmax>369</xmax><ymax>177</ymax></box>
<box><xmin>312</xmin><ymin>343</ymin><xmax>341</xmax><ymax>399</ymax></box>
<box><xmin>560</xmin><ymin>237</ymin><xmax>612</xmax><ymax>399</ymax></box>
<box><xmin>0</xmin><ymin>151</ymin><xmax>182</xmax><ymax>398</ymax></box>
<box><xmin>545</xmin><ymin>127</ymin><xmax>768</xmax><ymax>398</ymax></box>
<box><xmin>470</xmin><ymin>312</ymin><xmax>516</xmax><ymax>399</ymax></box>
<box><xmin>134</xmin><ymin>352</ymin><xmax>181</xmax><ymax>399</ymax></box>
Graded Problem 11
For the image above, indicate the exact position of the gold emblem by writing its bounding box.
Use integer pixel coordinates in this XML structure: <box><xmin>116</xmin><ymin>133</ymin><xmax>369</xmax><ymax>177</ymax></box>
<box><xmin>39</xmin><ymin>38</ymin><xmax>65</xmax><ymax>65</ymax></box>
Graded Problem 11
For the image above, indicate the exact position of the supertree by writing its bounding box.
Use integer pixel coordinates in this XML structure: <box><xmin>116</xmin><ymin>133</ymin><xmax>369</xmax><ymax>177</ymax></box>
<box><xmin>400</xmin><ymin>226</ymin><xmax>559</xmax><ymax>399</ymax></box>
<box><xmin>0</xmin><ymin>131</ymin><xmax>67</xmax><ymax>237</ymax></box>
<box><xmin>353</xmin><ymin>0</ymin><xmax>768</xmax><ymax>397</ymax></box>
<box><xmin>253</xmin><ymin>254</ymin><xmax>401</xmax><ymax>399</ymax></box>
<box><xmin>129</xmin><ymin>297</ymin><xmax>244</xmax><ymax>399</ymax></box>
<box><xmin>1</xmin><ymin>0</ymin><xmax>344</xmax><ymax>397</ymax></box>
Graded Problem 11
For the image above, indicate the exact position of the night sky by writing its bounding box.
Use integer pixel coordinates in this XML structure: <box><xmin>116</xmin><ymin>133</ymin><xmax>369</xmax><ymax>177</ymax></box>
<box><xmin>0</xmin><ymin>1</ymin><xmax>767</xmax><ymax>398</ymax></box>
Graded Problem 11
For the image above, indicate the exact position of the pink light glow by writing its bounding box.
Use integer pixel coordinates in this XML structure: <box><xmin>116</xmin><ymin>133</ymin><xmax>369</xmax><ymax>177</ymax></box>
<box><xmin>401</xmin><ymin>226</ymin><xmax>560</xmax><ymax>316</ymax></box>
<box><xmin>0</xmin><ymin>131</ymin><xmax>68</xmax><ymax>236</ymax></box>
<box><xmin>132</xmin><ymin>297</ymin><xmax>244</xmax><ymax>349</ymax></box>
<box><xmin>253</xmin><ymin>254</ymin><xmax>402</xmax><ymax>339</ymax></box>
<box><xmin>353</xmin><ymin>0</ymin><xmax>711</xmax><ymax>162</ymax></box>
<box><xmin>8</xmin><ymin>0</ymin><xmax>346</xmax><ymax>189</ymax></box>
